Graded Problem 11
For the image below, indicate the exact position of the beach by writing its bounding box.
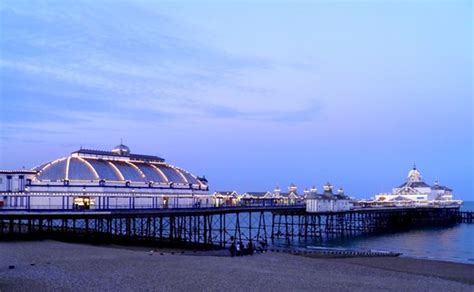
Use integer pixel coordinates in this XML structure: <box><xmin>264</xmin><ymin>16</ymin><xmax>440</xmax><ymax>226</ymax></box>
<box><xmin>1</xmin><ymin>241</ymin><xmax>473</xmax><ymax>291</ymax></box>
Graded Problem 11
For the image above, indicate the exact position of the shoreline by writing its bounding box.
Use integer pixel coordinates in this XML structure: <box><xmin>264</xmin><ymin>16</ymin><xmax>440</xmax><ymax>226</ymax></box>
<box><xmin>1</xmin><ymin>240</ymin><xmax>473</xmax><ymax>291</ymax></box>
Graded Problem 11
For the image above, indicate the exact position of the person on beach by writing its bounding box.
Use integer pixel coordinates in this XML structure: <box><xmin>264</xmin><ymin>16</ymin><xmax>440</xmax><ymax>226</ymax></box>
<box><xmin>236</xmin><ymin>241</ymin><xmax>241</xmax><ymax>256</ymax></box>
<box><xmin>229</xmin><ymin>242</ymin><xmax>236</xmax><ymax>257</ymax></box>
<box><xmin>259</xmin><ymin>239</ymin><xmax>267</xmax><ymax>252</ymax></box>
<box><xmin>239</xmin><ymin>242</ymin><xmax>245</xmax><ymax>256</ymax></box>
<box><xmin>247</xmin><ymin>240</ymin><xmax>254</xmax><ymax>256</ymax></box>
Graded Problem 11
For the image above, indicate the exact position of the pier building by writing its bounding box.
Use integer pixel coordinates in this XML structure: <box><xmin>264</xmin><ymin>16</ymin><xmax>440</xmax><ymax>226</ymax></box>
<box><xmin>0</xmin><ymin>144</ymin><xmax>209</xmax><ymax>210</ymax></box>
<box><xmin>374</xmin><ymin>166</ymin><xmax>461</xmax><ymax>207</ymax></box>
<box><xmin>306</xmin><ymin>183</ymin><xmax>352</xmax><ymax>212</ymax></box>
<box><xmin>211</xmin><ymin>191</ymin><xmax>240</xmax><ymax>207</ymax></box>
<box><xmin>275</xmin><ymin>184</ymin><xmax>301</xmax><ymax>204</ymax></box>
<box><xmin>240</xmin><ymin>191</ymin><xmax>274</xmax><ymax>205</ymax></box>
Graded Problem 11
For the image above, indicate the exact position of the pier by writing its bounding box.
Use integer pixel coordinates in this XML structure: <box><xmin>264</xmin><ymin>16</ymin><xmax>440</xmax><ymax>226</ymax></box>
<box><xmin>1</xmin><ymin>206</ymin><xmax>472</xmax><ymax>249</ymax></box>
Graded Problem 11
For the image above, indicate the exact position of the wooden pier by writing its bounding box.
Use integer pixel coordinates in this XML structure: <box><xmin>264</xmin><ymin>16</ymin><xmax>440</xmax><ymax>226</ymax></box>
<box><xmin>0</xmin><ymin>206</ymin><xmax>472</xmax><ymax>249</ymax></box>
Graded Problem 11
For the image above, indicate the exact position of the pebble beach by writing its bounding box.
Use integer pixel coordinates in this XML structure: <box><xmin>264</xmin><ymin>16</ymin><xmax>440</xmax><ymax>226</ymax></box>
<box><xmin>1</xmin><ymin>240</ymin><xmax>473</xmax><ymax>291</ymax></box>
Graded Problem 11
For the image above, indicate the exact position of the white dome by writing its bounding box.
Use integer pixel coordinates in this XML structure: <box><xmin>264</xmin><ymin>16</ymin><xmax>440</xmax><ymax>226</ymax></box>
<box><xmin>407</xmin><ymin>166</ymin><xmax>422</xmax><ymax>182</ymax></box>
<box><xmin>112</xmin><ymin>144</ymin><xmax>130</xmax><ymax>155</ymax></box>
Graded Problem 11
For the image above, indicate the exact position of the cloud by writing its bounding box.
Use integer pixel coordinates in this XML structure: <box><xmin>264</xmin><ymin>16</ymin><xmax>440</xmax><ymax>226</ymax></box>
<box><xmin>0</xmin><ymin>0</ymin><xmax>325</xmax><ymax>147</ymax></box>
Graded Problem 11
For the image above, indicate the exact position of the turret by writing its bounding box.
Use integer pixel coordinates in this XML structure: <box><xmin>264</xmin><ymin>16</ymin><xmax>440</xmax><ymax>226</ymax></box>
<box><xmin>288</xmin><ymin>183</ymin><xmax>297</xmax><ymax>194</ymax></box>
<box><xmin>407</xmin><ymin>165</ymin><xmax>422</xmax><ymax>182</ymax></box>
<box><xmin>323</xmin><ymin>182</ymin><xmax>333</xmax><ymax>195</ymax></box>
<box><xmin>111</xmin><ymin>143</ymin><xmax>131</xmax><ymax>156</ymax></box>
<box><xmin>274</xmin><ymin>185</ymin><xmax>281</xmax><ymax>196</ymax></box>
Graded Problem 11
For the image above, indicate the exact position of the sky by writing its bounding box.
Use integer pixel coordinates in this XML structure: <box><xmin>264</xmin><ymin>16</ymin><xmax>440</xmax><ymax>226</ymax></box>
<box><xmin>0</xmin><ymin>0</ymin><xmax>472</xmax><ymax>199</ymax></box>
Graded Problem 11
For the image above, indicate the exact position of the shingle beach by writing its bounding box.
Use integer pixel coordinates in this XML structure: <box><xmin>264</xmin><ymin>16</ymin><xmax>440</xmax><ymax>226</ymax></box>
<box><xmin>1</xmin><ymin>241</ymin><xmax>473</xmax><ymax>291</ymax></box>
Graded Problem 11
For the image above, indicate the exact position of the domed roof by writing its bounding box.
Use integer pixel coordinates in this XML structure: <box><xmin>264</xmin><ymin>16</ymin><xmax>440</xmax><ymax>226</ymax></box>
<box><xmin>112</xmin><ymin>144</ymin><xmax>130</xmax><ymax>156</ymax></box>
<box><xmin>323</xmin><ymin>182</ymin><xmax>333</xmax><ymax>193</ymax></box>
<box><xmin>407</xmin><ymin>165</ymin><xmax>422</xmax><ymax>182</ymax></box>
<box><xmin>31</xmin><ymin>146</ymin><xmax>207</xmax><ymax>189</ymax></box>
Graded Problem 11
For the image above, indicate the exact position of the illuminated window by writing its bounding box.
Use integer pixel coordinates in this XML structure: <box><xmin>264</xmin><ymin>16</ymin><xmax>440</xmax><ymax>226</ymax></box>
<box><xmin>73</xmin><ymin>197</ymin><xmax>95</xmax><ymax>209</ymax></box>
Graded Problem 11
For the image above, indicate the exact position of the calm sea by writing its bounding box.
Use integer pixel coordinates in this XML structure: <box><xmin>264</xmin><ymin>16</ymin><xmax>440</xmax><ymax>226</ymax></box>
<box><xmin>275</xmin><ymin>201</ymin><xmax>474</xmax><ymax>264</ymax></box>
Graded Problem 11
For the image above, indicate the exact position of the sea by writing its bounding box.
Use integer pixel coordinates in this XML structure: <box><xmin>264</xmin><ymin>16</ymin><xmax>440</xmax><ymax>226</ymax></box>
<box><xmin>275</xmin><ymin>201</ymin><xmax>474</xmax><ymax>264</ymax></box>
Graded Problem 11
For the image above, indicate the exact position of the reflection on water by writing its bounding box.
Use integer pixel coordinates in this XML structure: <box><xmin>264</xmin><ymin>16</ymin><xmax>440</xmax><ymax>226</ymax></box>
<box><xmin>274</xmin><ymin>223</ymin><xmax>474</xmax><ymax>264</ymax></box>
<box><xmin>271</xmin><ymin>202</ymin><xmax>474</xmax><ymax>264</ymax></box>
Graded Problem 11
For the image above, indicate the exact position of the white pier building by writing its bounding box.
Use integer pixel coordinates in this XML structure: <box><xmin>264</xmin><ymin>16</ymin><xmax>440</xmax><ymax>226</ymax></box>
<box><xmin>306</xmin><ymin>183</ymin><xmax>352</xmax><ymax>213</ymax></box>
<box><xmin>374</xmin><ymin>166</ymin><xmax>461</xmax><ymax>207</ymax></box>
<box><xmin>0</xmin><ymin>144</ymin><xmax>209</xmax><ymax>210</ymax></box>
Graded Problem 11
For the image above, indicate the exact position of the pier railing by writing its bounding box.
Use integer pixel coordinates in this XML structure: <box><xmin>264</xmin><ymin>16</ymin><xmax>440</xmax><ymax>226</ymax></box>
<box><xmin>0</xmin><ymin>202</ymin><xmax>305</xmax><ymax>212</ymax></box>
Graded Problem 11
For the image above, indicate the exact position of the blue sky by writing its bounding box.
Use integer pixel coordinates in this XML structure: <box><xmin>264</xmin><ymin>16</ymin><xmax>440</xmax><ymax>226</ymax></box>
<box><xmin>0</xmin><ymin>0</ymin><xmax>472</xmax><ymax>199</ymax></box>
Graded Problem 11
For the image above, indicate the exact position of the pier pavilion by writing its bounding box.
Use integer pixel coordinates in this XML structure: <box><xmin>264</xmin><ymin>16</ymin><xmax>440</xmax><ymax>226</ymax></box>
<box><xmin>306</xmin><ymin>183</ymin><xmax>352</xmax><ymax>212</ymax></box>
<box><xmin>373</xmin><ymin>166</ymin><xmax>460</xmax><ymax>207</ymax></box>
<box><xmin>0</xmin><ymin>144</ymin><xmax>209</xmax><ymax>210</ymax></box>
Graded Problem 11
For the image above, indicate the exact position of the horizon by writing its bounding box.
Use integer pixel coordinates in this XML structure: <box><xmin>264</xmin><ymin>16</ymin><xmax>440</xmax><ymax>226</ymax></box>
<box><xmin>0</xmin><ymin>1</ymin><xmax>472</xmax><ymax>200</ymax></box>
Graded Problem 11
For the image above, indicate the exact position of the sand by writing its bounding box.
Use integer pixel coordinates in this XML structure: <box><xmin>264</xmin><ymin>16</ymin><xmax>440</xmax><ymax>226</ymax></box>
<box><xmin>1</xmin><ymin>241</ymin><xmax>473</xmax><ymax>291</ymax></box>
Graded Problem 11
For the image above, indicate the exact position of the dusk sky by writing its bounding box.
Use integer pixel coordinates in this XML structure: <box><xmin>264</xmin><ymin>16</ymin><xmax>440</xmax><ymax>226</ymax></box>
<box><xmin>0</xmin><ymin>1</ymin><xmax>472</xmax><ymax>199</ymax></box>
